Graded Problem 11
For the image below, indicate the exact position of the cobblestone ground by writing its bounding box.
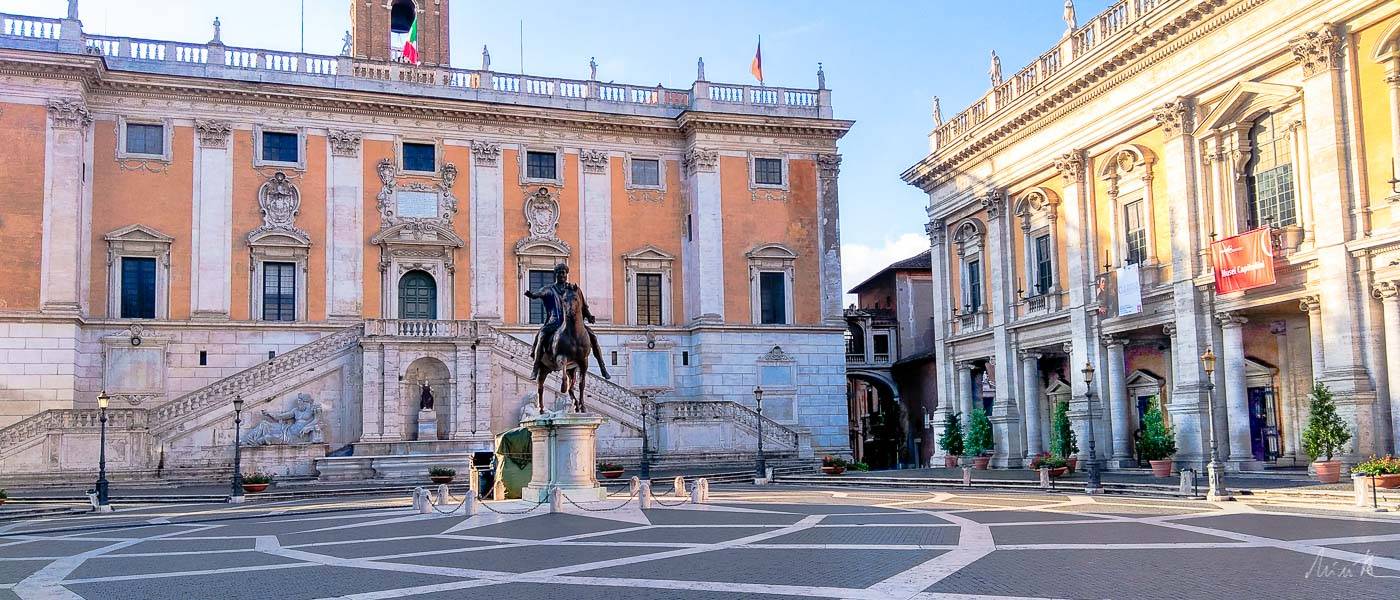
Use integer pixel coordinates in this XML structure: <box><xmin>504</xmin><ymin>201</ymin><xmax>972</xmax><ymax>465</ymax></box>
<box><xmin>2</xmin><ymin>487</ymin><xmax>1399</xmax><ymax>599</ymax></box>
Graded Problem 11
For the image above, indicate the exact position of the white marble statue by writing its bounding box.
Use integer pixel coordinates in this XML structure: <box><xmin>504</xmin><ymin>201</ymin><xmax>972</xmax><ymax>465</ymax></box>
<box><xmin>989</xmin><ymin>50</ymin><xmax>1002</xmax><ymax>86</ymax></box>
<box><xmin>1063</xmin><ymin>0</ymin><xmax>1077</xmax><ymax>36</ymax></box>
<box><xmin>244</xmin><ymin>393</ymin><xmax>323</xmax><ymax>446</ymax></box>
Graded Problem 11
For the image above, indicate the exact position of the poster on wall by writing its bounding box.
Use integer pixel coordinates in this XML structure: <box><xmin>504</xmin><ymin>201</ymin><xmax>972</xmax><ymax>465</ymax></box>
<box><xmin>1210</xmin><ymin>228</ymin><xmax>1276</xmax><ymax>294</ymax></box>
<box><xmin>1117</xmin><ymin>262</ymin><xmax>1142</xmax><ymax>316</ymax></box>
<box><xmin>1094</xmin><ymin>270</ymin><xmax>1117</xmax><ymax>317</ymax></box>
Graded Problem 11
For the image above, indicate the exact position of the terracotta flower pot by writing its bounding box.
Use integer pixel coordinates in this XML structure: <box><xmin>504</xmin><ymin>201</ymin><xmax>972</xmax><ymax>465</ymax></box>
<box><xmin>944</xmin><ymin>456</ymin><xmax>960</xmax><ymax>468</ymax></box>
<box><xmin>430</xmin><ymin>475</ymin><xmax>454</xmax><ymax>484</ymax></box>
<box><xmin>242</xmin><ymin>483</ymin><xmax>269</xmax><ymax>494</ymax></box>
<box><xmin>821</xmin><ymin>466</ymin><xmax>846</xmax><ymax>475</ymax></box>
<box><xmin>1067</xmin><ymin>457</ymin><xmax>1078</xmax><ymax>472</ymax></box>
<box><xmin>1149</xmin><ymin>460</ymin><xmax>1173</xmax><ymax>478</ymax></box>
<box><xmin>972</xmin><ymin>456</ymin><xmax>990</xmax><ymax>470</ymax></box>
<box><xmin>600</xmin><ymin>470</ymin><xmax>624</xmax><ymax>479</ymax></box>
<box><xmin>1049</xmin><ymin>466</ymin><xmax>1068</xmax><ymax>478</ymax></box>
<box><xmin>1365</xmin><ymin>473</ymin><xmax>1400</xmax><ymax>489</ymax></box>
<box><xmin>1313</xmin><ymin>460</ymin><xmax>1341</xmax><ymax>484</ymax></box>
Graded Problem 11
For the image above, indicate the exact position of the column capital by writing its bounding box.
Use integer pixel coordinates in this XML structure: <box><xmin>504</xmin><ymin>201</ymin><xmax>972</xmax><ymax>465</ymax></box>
<box><xmin>1386</xmin><ymin>72</ymin><xmax>1400</xmax><ymax>87</ymax></box>
<box><xmin>47</xmin><ymin>98</ymin><xmax>91</xmax><ymax>130</ymax></box>
<box><xmin>470</xmin><ymin>140</ymin><xmax>501</xmax><ymax>167</ymax></box>
<box><xmin>1101</xmin><ymin>334</ymin><xmax>1127</xmax><ymax>348</ymax></box>
<box><xmin>327</xmin><ymin>129</ymin><xmax>363</xmax><ymax>158</ymax></box>
<box><xmin>1374</xmin><ymin>281</ymin><xmax>1400</xmax><ymax>301</ymax></box>
<box><xmin>1053</xmin><ymin>150</ymin><xmax>1084</xmax><ymax>185</ymax></box>
<box><xmin>682</xmin><ymin>147</ymin><xmax>719</xmax><ymax>176</ymax></box>
<box><xmin>578</xmin><ymin>149</ymin><xmax>609</xmax><ymax>175</ymax></box>
<box><xmin>1217</xmin><ymin>312</ymin><xmax>1248</xmax><ymax>328</ymax></box>
<box><xmin>956</xmin><ymin>360</ymin><xmax>976</xmax><ymax>372</ymax></box>
<box><xmin>194</xmin><ymin>119</ymin><xmax>232</xmax><ymax>149</ymax></box>
<box><xmin>980</xmin><ymin>190</ymin><xmax>1005</xmax><ymax>218</ymax></box>
<box><xmin>1289</xmin><ymin>23</ymin><xmax>1343</xmax><ymax>79</ymax></box>
<box><xmin>1162</xmin><ymin>323</ymin><xmax>1177</xmax><ymax>338</ymax></box>
<box><xmin>1299</xmin><ymin>295</ymin><xmax>1322</xmax><ymax>314</ymax></box>
<box><xmin>925</xmin><ymin>218</ymin><xmax>946</xmax><ymax>245</ymax></box>
<box><xmin>1018</xmin><ymin>349</ymin><xmax>1043</xmax><ymax>362</ymax></box>
<box><xmin>1061</xmin><ymin>340</ymin><xmax>1074</xmax><ymax>355</ymax></box>
<box><xmin>1150</xmin><ymin>96</ymin><xmax>1195</xmax><ymax>139</ymax></box>
<box><xmin>816</xmin><ymin>153</ymin><xmax>842</xmax><ymax>179</ymax></box>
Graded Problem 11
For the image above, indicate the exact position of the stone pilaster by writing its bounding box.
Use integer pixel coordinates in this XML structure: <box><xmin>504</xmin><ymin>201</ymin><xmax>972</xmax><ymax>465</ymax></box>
<box><xmin>470</xmin><ymin>140</ymin><xmax>505</xmax><ymax>321</ymax></box>
<box><xmin>1375</xmin><ymin>282</ymin><xmax>1400</xmax><ymax>454</ymax></box>
<box><xmin>1020</xmin><ymin>350</ymin><xmax>1045</xmax><ymax>455</ymax></box>
<box><xmin>578</xmin><ymin>149</ymin><xmax>614</xmax><ymax>322</ymax></box>
<box><xmin>326</xmin><ymin>130</ymin><xmax>363</xmax><ymax>320</ymax></box>
<box><xmin>190</xmin><ymin>119</ymin><xmax>233</xmax><ymax>320</ymax></box>
<box><xmin>682</xmin><ymin>147</ymin><xmax>724</xmax><ymax>323</ymax></box>
<box><xmin>817</xmin><ymin>154</ymin><xmax>844</xmax><ymax>326</ymax></box>
<box><xmin>40</xmin><ymin>98</ymin><xmax>92</xmax><ymax>316</ymax></box>
<box><xmin>927</xmin><ymin>217</ymin><xmax>953</xmax><ymax>462</ymax></box>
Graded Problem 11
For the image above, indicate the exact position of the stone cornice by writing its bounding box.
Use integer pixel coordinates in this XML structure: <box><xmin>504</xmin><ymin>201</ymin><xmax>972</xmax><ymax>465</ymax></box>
<box><xmin>903</xmin><ymin>0</ymin><xmax>1260</xmax><ymax>192</ymax></box>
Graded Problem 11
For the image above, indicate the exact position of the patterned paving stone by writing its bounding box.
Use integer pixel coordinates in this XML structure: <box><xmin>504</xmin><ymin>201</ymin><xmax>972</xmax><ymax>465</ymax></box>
<box><xmin>991</xmin><ymin>522</ymin><xmax>1239</xmax><ymax>545</ymax></box>
<box><xmin>68</xmin><ymin>550</ymin><xmax>304</xmax><ymax>579</ymax></box>
<box><xmin>404</xmin><ymin>582</ymin><xmax>815</xmax><ymax>600</ymax></box>
<box><xmin>382</xmin><ymin>542</ymin><xmax>661</xmax><ymax>573</ymax></box>
<box><xmin>0</xmin><ymin>559</ymin><xmax>51</xmax><ymax>585</ymax></box>
<box><xmin>822</xmin><ymin>512</ymin><xmax>951</xmax><ymax>525</ymax></box>
<box><xmin>574</xmin><ymin>547</ymin><xmax>943</xmax><ymax>587</ymax></box>
<box><xmin>274</xmin><ymin>517</ymin><xmax>470</xmax><ymax>545</ymax></box>
<box><xmin>1180</xmin><ymin>514</ymin><xmax>1400</xmax><ymax>541</ymax></box>
<box><xmin>458</xmin><ymin>513</ymin><xmax>632</xmax><ymax>541</ymax></box>
<box><xmin>581</xmin><ymin>526</ymin><xmax>780</xmax><ymax>544</ymax></box>
<box><xmin>719</xmin><ymin>503</ymin><xmax>896</xmax><ymax>514</ymax></box>
<box><xmin>926</xmin><ymin>547</ymin><xmax>1400</xmax><ymax>599</ymax></box>
<box><xmin>0</xmin><ymin>539</ymin><xmax>112</xmax><ymax>558</ymax></box>
<box><xmin>957</xmin><ymin>510</ymin><xmax>1110</xmax><ymax>524</ymax></box>
<box><xmin>62</xmin><ymin>564</ymin><xmax>461</xmax><ymax>600</ymax></box>
<box><xmin>300</xmin><ymin>535</ymin><xmax>500</xmax><ymax>559</ymax></box>
<box><xmin>0</xmin><ymin>588</ymin><xmax>19</xmax><ymax>600</ymax></box>
<box><xmin>761</xmin><ymin>525</ymin><xmax>959</xmax><ymax>546</ymax></box>
<box><xmin>1326</xmin><ymin>540</ymin><xmax>1400</xmax><ymax>560</ymax></box>
<box><xmin>641</xmin><ymin>509</ymin><xmax>804</xmax><ymax>526</ymax></box>
<box><xmin>108</xmin><ymin>538</ymin><xmax>257</xmax><ymax>554</ymax></box>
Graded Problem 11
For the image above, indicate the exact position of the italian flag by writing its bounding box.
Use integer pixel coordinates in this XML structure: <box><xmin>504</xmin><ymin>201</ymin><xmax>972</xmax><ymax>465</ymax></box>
<box><xmin>402</xmin><ymin>17</ymin><xmax>420</xmax><ymax>64</ymax></box>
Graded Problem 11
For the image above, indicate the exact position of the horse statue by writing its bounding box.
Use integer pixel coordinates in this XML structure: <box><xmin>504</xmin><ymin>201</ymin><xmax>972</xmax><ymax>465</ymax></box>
<box><xmin>529</xmin><ymin>275</ymin><xmax>593</xmax><ymax>413</ymax></box>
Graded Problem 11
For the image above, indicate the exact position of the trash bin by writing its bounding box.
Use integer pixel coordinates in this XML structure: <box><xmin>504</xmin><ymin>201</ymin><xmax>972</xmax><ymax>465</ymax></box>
<box><xmin>472</xmin><ymin>451</ymin><xmax>495</xmax><ymax>498</ymax></box>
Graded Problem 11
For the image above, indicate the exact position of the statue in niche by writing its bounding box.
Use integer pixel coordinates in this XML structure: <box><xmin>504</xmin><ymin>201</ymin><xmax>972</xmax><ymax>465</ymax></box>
<box><xmin>419</xmin><ymin>382</ymin><xmax>434</xmax><ymax>411</ymax></box>
<box><xmin>244</xmin><ymin>393</ymin><xmax>324</xmax><ymax>446</ymax></box>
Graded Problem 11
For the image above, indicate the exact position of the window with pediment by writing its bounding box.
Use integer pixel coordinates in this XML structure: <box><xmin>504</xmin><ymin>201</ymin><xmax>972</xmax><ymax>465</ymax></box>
<box><xmin>1245</xmin><ymin>112</ymin><xmax>1298</xmax><ymax>229</ymax></box>
<box><xmin>369</xmin><ymin>158</ymin><xmax>463</xmax><ymax>319</ymax></box>
<box><xmin>951</xmin><ymin>219</ymin><xmax>985</xmax><ymax>316</ymax></box>
<box><xmin>746</xmin><ymin>244</ymin><xmax>797</xmax><ymax>325</ymax></box>
<box><xmin>623</xmin><ymin>246</ymin><xmax>675</xmax><ymax>326</ymax></box>
<box><xmin>105</xmin><ymin>225</ymin><xmax>173</xmax><ymax>319</ymax></box>
<box><xmin>1013</xmin><ymin>187</ymin><xmax>1060</xmax><ymax>310</ymax></box>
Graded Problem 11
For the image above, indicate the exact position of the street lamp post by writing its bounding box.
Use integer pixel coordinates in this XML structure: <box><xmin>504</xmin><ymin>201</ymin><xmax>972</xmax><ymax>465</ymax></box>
<box><xmin>95</xmin><ymin>391</ymin><xmax>111</xmax><ymax>512</ymax></box>
<box><xmin>639</xmin><ymin>392</ymin><xmax>651</xmax><ymax>480</ymax></box>
<box><xmin>230</xmin><ymin>395</ymin><xmax>245</xmax><ymax>503</ymax></box>
<box><xmin>754</xmin><ymin>386</ymin><xmax>767</xmax><ymax>480</ymax></box>
<box><xmin>1081</xmin><ymin>362</ymin><xmax>1103</xmax><ymax>494</ymax></box>
<box><xmin>1200</xmin><ymin>348</ymin><xmax>1231</xmax><ymax>501</ymax></box>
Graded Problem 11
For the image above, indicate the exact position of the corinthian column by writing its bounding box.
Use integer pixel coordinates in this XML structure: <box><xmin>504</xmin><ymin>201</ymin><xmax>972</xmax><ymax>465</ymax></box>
<box><xmin>1376</xmin><ymin>282</ymin><xmax>1400</xmax><ymax>454</ymax></box>
<box><xmin>1218</xmin><ymin>312</ymin><xmax>1258</xmax><ymax>470</ymax></box>
<box><xmin>1104</xmin><ymin>335</ymin><xmax>1133</xmax><ymax>468</ymax></box>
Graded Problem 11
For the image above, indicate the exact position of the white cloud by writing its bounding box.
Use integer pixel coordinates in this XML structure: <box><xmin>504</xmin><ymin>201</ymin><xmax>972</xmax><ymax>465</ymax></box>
<box><xmin>841</xmin><ymin>233</ymin><xmax>929</xmax><ymax>303</ymax></box>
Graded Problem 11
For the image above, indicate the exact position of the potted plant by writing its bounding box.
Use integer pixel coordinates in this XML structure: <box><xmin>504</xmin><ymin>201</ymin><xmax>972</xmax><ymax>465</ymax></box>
<box><xmin>428</xmin><ymin>466</ymin><xmax>456</xmax><ymax>484</ymax></box>
<box><xmin>1301</xmin><ymin>381</ymin><xmax>1351</xmax><ymax>484</ymax></box>
<box><xmin>850</xmin><ymin>461</ymin><xmax>870</xmax><ymax>472</ymax></box>
<box><xmin>938</xmin><ymin>411</ymin><xmax>964</xmax><ymax>468</ymax></box>
<box><xmin>1039</xmin><ymin>454</ymin><xmax>1069</xmax><ymax>478</ymax></box>
<box><xmin>0</xmin><ymin>488</ymin><xmax>7</xmax><ymax>506</ymax></box>
<box><xmin>964</xmin><ymin>408</ymin><xmax>993</xmax><ymax>470</ymax></box>
<box><xmin>821</xmin><ymin>455</ymin><xmax>848</xmax><ymax>475</ymax></box>
<box><xmin>1137</xmin><ymin>402</ymin><xmax>1177</xmax><ymax>477</ymax></box>
<box><xmin>1050</xmin><ymin>402</ymin><xmax>1079</xmax><ymax>472</ymax></box>
<box><xmin>1353</xmin><ymin>455</ymin><xmax>1400</xmax><ymax>489</ymax></box>
<box><xmin>597</xmin><ymin>462</ymin><xmax>625</xmax><ymax>479</ymax></box>
<box><xmin>241</xmin><ymin>472</ymin><xmax>272</xmax><ymax>494</ymax></box>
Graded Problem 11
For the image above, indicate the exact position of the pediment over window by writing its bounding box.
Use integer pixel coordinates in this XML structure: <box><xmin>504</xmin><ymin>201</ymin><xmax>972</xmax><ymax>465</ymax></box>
<box><xmin>1013</xmin><ymin>187</ymin><xmax>1059</xmax><ymax>231</ymax></box>
<box><xmin>744</xmin><ymin>243</ymin><xmax>798</xmax><ymax>261</ymax></box>
<box><xmin>622</xmin><ymin>245</ymin><xmax>675</xmax><ymax>263</ymax></box>
<box><xmin>105</xmin><ymin>224</ymin><xmax>174</xmax><ymax>245</ymax></box>
<box><xmin>370</xmin><ymin>221</ymin><xmax>465</xmax><ymax>248</ymax></box>
<box><xmin>1097</xmin><ymin>144</ymin><xmax>1156</xmax><ymax>181</ymax></box>
<box><xmin>951</xmin><ymin>219</ymin><xmax>983</xmax><ymax>247</ymax></box>
<box><xmin>248</xmin><ymin>229</ymin><xmax>311</xmax><ymax>249</ymax></box>
<box><xmin>1125</xmin><ymin>369</ymin><xmax>1162</xmax><ymax>390</ymax></box>
<box><xmin>514</xmin><ymin>237</ymin><xmax>569</xmax><ymax>256</ymax></box>
<box><xmin>1372</xmin><ymin>18</ymin><xmax>1400</xmax><ymax>61</ymax></box>
<box><xmin>1194</xmin><ymin>82</ymin><xmax>1301</xmax><ymax>137</ymax></box>
<box><xmin>1044</xmin><ymin>375</ymin><xmax>1071</xmax><ymax>397</ymax></box>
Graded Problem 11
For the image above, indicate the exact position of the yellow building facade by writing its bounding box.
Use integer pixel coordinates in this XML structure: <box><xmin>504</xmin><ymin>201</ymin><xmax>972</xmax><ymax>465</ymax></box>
<box><xmin>904</xmin><ymin>0</ymin><xmax>1400</xmax><ymax>470</ymax></box>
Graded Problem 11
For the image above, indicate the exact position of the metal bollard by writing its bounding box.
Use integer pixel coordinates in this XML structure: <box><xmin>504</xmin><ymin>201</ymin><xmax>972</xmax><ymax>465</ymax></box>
<box><xmin>639</xmin><ymin>481</ymin><xmax>653</xmax><ymax>509</ymax></box>
<box><xmin>436</xmin><ymin>484</ymin><xmax>449</xmax><ymax>505</ymax></box>
<box><xmin>629</xmin><ymin>475</ymin><xmax>640</xmax><ymax>495</ymax></box>
<box><xmin>962</xmin><ymin>467</ymin><xmax>972</xmax><ymax>487</ymax></box>
<box><xmin>464</xmin><ymin>492</ymin><xmax>478</xmax><ymax>516</ymax></box>
<box><xmin>674</xmin><ymin>476</ymin><xmax>686</xmax><ymax>498</ymax></box>
<box><xmin>549</xmin><ymin>487</ymin><xmax>563</xmax><ymax>513</ymax></box>
<box><xmin>1039</xmin><ymin>467</ymin><xmax>1050</xmax><ymax>489</ymax></box>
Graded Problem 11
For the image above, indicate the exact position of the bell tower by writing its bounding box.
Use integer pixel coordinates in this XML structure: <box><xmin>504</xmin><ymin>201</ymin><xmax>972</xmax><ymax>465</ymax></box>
<box><xmin>351</xmin><ymin>0</ymin><xmax>451</xmax><ymax>66</ymax></box>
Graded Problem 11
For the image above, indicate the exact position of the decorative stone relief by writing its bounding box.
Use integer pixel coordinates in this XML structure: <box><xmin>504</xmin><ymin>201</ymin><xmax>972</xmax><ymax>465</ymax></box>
<box><xmin>682</xmin><ymin>148</ymin><xmax>718</xmax><ymax>176</ymax></box>
<box><xmin>1151</xmin><ymin>97</ymin><xmax>1194</xmax><ymax>139</ymax></box>
<box><xmin>816</xmin><ymin>153</ymin><xmax>841</xmax><ymax>179</ymax></box>
<box><xmin>195</xmin><ymin>119</ymin><xmax>232</xmax><ymax>149</ymax></box>
<box><xmin>249</xmin><ymin>172</ymin><xmax>308</xmax><ymax>243</ymax></box>
<box><xmin>517</xmin><ymin>186</ymin><xmax>569</xmax><ymax>253</ymax></box>
<box><xmin>761</xmin><ymin>345</ymin><xmax>794</xmax><ymax>362</ymax></box>
<box><xmin>243</xmin><ymin>392</ymin><xmax>325</xmax><ymax>446</ymax></box>
<box><xmin>626</xmin><ymin>189</ymin><xmax>664</xmax><ymax>204</ymax></box>
<box><xmin>751</xmin><ymin>188</ymin><xmax>788</xmax><ymax>203</ymax></box>
<box><xmin>327</xmin><ymin>130</ymin><xmax>362</xmax><ymax>157</ymax></box>
<box><xmin>374</xmin><ymin>158</ymin><xmax>460</xmax><ymax>226</ymax></box>
<box><xmin>578</xmin><ymin>149</ymin><xmax>609</xmax><ymax>174</ymax></box>
<box><xmin>47</xmin><ymin>98</ymin><xmax>91</xmax><ymax>129</ymax></box>
<box><xmin>1053</xmin><ymin>151</ymin><xmax>1084</xmax><ymax>185</ymax></box>
<box><xmin>1289</xmin><ymin>24</ymin><xmax>1342</xmax><ymax>78</ymax></box>
<box><xmin>926</xmin><ymin>218</ymin><xmax>946</xmax><ymax>245</ymax></box>
<box><xmin>471</xmin><ymin>140</ymin><xmax>501</xmax><ymax>167</ymax></box>
<box><xmin>980</xmin><ymin>191</ymin><xmax>1004</xmax><ymax>218</ymax></box>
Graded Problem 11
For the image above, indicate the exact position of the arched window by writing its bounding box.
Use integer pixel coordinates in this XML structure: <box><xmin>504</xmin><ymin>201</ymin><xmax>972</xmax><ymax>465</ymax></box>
<box><xmin>398</xmin><ymin>270</ymin><xmax>437</xmax><ymax>319</ymax></box>
<box><xmin>1245</xmin><ymin>112</ymin><xmax>1297</xmax><ymax>229</ymax></box>
<box><xmin>389</xmin><ymin>0</ymin><xmax>416</xmax><ymax>62</ymax></box>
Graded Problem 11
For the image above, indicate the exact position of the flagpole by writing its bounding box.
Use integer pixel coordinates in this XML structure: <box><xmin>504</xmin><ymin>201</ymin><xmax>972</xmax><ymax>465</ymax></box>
<box><xmin>300</xmin><ymin>0</ymin><xmax>305</xmax><ymax>54</ymax></box>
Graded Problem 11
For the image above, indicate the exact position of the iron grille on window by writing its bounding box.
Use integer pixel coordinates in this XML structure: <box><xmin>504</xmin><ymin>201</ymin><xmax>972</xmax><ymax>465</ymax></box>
<box><xmin>631</xmin><ymin>159</ymin><xmax>660</xmax><ymax>186</ymax></box>
<box><xmin>636</xmin><ymin>273</ymin><xmax>663</xmax><ymax>325</ymax></box>
<box><xmin>402</xmin><ymin>142</ymin><xmax>435</xmax><ymax>172</ymax></box>
<box><xmin>262</xmin><ymin>131</ymin><xmax>299</xmax><ymax>164</ymax></box>
<box><xmin>262</xmin><ymin>262</ymin><xmax>296</xmax><ymax>321</ymax></box>
<box><xmin>120</xmin><ymin>257</ymin><xmax>156</xmax><ymax>319</ymax></box>
<box><xmin>527</xmin><ymin>269</ymin><xmax>553</xmax><ymax>324</ymax></box>
<box><xmin>754</xmin><ymin>158</ymin><xmax>783</xmax><ymax>185</ymax></box>
<box><xmin>759</xmin><ymin>272</ymin><xmax>786</xmax><ymax>324</ymax></box>
<box><xmin>526</xmin><ymin>151</ymin><xmax>557</xmax><ymax>180</ymax></box>
<box><xmin>125</xmin><ymin>123</ymin><xmax>163</xmax><ymax>156</ymax></box>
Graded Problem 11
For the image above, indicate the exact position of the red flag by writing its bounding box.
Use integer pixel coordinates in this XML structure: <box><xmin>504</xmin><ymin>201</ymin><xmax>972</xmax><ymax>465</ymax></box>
<box><xmin>750</xmin><ymin>36</ymin><xmax>763</xmax><ymax>84</ymax></box>
<box><xmin>401</xmin><ymin>17</ymin><xmax>420</xmax><ymax>65</ymax></box>
<box><xmin>1210</xmin><ymin>227</ymin><xmax>1276</xmax><ymax>294</ymax></box>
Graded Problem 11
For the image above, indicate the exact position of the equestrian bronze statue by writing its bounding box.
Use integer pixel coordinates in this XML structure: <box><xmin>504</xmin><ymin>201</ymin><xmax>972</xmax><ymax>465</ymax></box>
<box><xmin>524</xmin><ymin>264</ymin><xmax>609</xmax><ymax>412</ymax></box>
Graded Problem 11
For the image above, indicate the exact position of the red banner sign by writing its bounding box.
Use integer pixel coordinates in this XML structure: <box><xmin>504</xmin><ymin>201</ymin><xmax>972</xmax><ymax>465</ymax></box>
<box><xmin>1210</xmin><ymin>228</ymin><xmax>1275</xmax><ymax>294</ymax></box>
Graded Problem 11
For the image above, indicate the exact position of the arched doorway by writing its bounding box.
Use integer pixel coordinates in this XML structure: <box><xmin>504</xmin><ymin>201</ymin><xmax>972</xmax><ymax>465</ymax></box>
<box><xmin>846</xmin><ymin>371</ymin><xmax>907</xmax><ymax>470</ymax></box>
<box><xmin>398</xmin><ymin>270</ymin><xmax>437</xmax><ymax>319</ymax></box>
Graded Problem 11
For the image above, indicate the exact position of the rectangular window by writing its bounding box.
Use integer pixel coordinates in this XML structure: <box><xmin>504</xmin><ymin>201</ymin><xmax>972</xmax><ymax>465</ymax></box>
<box><xmin>402</xmin><ymin>142</ymin><xmax>435</xmax><ymax>172</ymax></box>
<box><xmin>636</xmin><ymin>273</ymin><xmax>663</xmax><ymax>325</ymax></box>
<box><xmin>754</xmin><ymin>158</ymin><xmax>783</xmax><ymax>185</ymax></box>
<box><xmin>872</xmin><ymin>334</ymin><xmax>890</xmax><ymax>359</ymax></box>
<box><xmin>527</xmin><ymin>269</ymin><xmax>553</xmax><ymax>325</ymax></box>
<box><xmin>120</xmin><ymin>257</ymin><xmax>156</xmax><ymax>319</ymax></box>
<box><xmin>261</xmin><ymin>131</ymin><xmax>299</xmax><ymax>164</ymax></box>
<box><xmin>759</xmin><ymin>272</ymin><xmax>787</xmax><ymax>324</ymax></box>
<box><xmin>1034</xmin><ymin>234</ymin><xmax>1053</xmax><ymax>294</ymax></box>
<box><xmin>125</xmin><ymin>123</ymin><xmax>164</xmax><ymax>156</ymax></box>
<box><xmin>262</xmin><ymin>262</ymin><xmax>297</xmax><ymax>321</ymax></box>
<box><xmin>1123</xmin><ymin>200</ymin><xmax>1147</xmax><ymax>265</ymax></box>
<box><xmin>966</xmin><ymin>259</ymin><xmax>982</xmax><ymax>312</ymax></box>
<box><xmin>1249</xmin><ymin>164</ymin><xmax>1297</xmax><ymax>228</ymax></box>
<box><xmin>526</xmin><ymin>151</ymin><xmax>557</xmax><ymax>180</ymax></box>
<box><xmin>631</xmin><ymin>158</ymin><xmax>660</xmax><ymax>186</ymax></box>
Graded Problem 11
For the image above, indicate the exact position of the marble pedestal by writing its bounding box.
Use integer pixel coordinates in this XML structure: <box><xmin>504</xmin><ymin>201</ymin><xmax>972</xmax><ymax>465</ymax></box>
<box><xmin>520</xmin><ymin>413</ymin><xmax>607</xmax><ymax>503</ymax></box>
<box><xmin>416</xmin><ymin>409</ymin><xmax>438</xmax><ymax>441</ymax></box>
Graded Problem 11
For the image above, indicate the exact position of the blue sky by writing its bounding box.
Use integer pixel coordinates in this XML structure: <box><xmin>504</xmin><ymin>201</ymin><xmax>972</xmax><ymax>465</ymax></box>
<box><xmin>3</xmin><ymin>0</ymin><xmax>1112</xmax><ymax>294</ymax></box>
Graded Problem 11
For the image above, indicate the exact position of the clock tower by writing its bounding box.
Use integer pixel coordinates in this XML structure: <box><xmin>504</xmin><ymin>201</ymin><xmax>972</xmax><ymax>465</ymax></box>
<box><xmin>351</xmin><ymin>0</ymin><xmax>451</xmax><ymax>66</ymax></box>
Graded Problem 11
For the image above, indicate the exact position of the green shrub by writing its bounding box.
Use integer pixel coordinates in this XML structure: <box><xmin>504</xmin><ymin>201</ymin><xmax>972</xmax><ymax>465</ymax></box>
<box><xmin>822</xmin><ymin>455</ymin><xmax>848</xmax><ymax>468</ymax></box>
<box><xmin>1038</xmin><ymin>454</ymin><xmax>1068</xmax><ymax>469</ymax></box>
<box><xmin>850</xmin><ymin>461</ymin><xmax>870</xmax><ymax>472</ymax></box>
<box><xmin>428</xmin><ymin>466</ymin><xmax>457</xmax><ymax>477</ymax></box>
<box><xmin>1136</xmin><ymin>401</ymin><xmax>1177</xmax><ymax>461</ymax></box>
<box><xmin>964</xmin><ymin>409</ymin><xmax>993</xmax><ymax>457</ymax></box>
<box><xmin>1301</xmin><ymin>381</ymin><xmax>1351</xmax><ymax>462</ymax></box>
<box><xmin>938</xmin><ymin>411</ymin><xmax>964</xmax><ymax>457</ymax></box>
<box><xmin>1353</xmin><ymin>455</ymin><xmax>1400</xmax><ymax>476</ymax></box>
<box><xmin>1050</xmin><ymin>402</ymin><xmax>1078</xmax><ymax>458</ymax></box>
<box><xmin>241</xmin><ymin>472</ymin><xmax>272</xmax><ymax>485</ymax></box>
<box><xmin>0</xmin><ymin>488</ymin><xmax>7</xmax><ymax>500</ymax></box>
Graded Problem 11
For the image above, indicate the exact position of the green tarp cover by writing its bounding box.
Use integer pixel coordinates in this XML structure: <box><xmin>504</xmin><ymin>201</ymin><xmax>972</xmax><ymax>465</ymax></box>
<box><xmin>494</xmin><ymin>426</ymin><xmax>532</xmax><ymax>499</ymax></box>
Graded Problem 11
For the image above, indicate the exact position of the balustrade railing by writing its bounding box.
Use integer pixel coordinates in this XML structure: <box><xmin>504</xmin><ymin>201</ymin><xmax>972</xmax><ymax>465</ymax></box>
<box><xmin>2</xmin><ymin>14</ymin><xmax>60</xmax><ymax>40</ymax></box>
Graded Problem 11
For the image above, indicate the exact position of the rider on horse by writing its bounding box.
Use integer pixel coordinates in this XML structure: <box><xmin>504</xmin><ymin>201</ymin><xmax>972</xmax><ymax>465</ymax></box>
<box><xmin>525</xmin><ymin>263</ymin><xmax>610</xmax><ymax>381</ymax></box>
